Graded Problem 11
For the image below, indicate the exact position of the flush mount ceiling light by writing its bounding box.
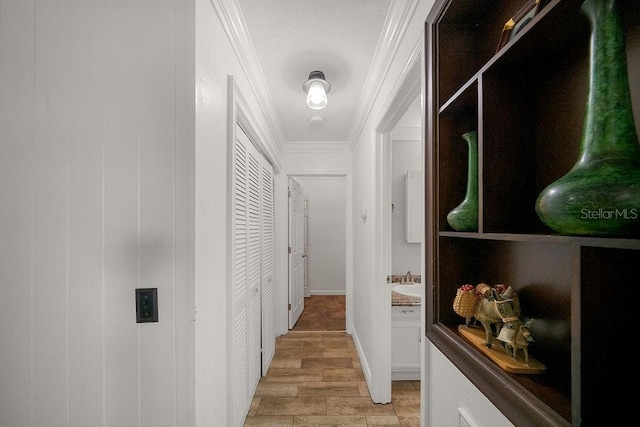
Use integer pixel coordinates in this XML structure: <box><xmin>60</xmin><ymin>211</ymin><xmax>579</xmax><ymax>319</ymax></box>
<box><xmin>303</xmin><ymin>70</ymin><xmax>331</xmax><ymax>110</ymax></box>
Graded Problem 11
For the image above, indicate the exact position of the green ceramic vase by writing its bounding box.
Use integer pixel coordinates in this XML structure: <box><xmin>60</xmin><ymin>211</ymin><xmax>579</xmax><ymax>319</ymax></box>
<box><xmin>535</xmin><ymin>0</ymin><xmax>640</xmax><ymax>236</ymax></box>
<box><xmin>447</xmin><ymin>131</ymin><xmax>478</xmax><ymax>232</ymax></box>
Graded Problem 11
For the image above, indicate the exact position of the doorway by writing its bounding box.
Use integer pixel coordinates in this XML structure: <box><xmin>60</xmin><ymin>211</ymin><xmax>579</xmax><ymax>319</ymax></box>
<box><xmin>287</xmin><ymin>174</ymin><xmax>348</xmax><ymax>332</ymax></box>
<box><xmin>390</xmin><ymin>96</ymin><xmax>422</xmax><ymax>383</ymax></box>
<box><xmin>372</xmin><ymin>45</ymin><xmax>423</xmax><ymax>403</ymax></box>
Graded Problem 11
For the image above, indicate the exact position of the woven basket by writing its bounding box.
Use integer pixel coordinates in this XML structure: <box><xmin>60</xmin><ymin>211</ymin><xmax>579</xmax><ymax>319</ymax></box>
<box><xmin>475</xmin><ymin>283</ymin><xmax>492</xmax><ymax>298</ymax></box>
<box><xmin>453</xmin><ymin>289</ymin><xmax>479</xmax><ymax>318</ymax></box>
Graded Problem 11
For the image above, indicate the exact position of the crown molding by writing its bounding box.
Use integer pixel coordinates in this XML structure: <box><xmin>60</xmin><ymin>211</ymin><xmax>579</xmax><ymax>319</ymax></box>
<box><xmin>281</xmin><ymin>141</ymin><xmax>351</xmax><ymax>153</ymax></box>
<box><xmin>346</xmin><ymin>0</ymin><xmax>422</xmax><ymax>150</ymax></box>
<box><xmin>210</xmin><ymin>0</ymin><xmax>286</xmax><ymax>151</ymax></box>
<box><xmin>374</xmin><ymin>41</ymin><xmax>422</xmax><ymax>134</ymax></box>
<box><xmin>229</xmin><ymin>76</ymin><xmax>283</xmax><ymax>171</ymax></box>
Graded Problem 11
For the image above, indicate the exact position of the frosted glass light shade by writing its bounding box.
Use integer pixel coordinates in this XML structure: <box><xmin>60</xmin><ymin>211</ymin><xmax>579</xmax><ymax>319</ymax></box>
<box><xmin>303</xmin><ymin>71</ymin><xmax>331</xmax><ymax>110</ymax></box>
<box><xmin>306</xmin><ymin>81</ymin><xmax>327</xmax><ymax>110</ymax></box>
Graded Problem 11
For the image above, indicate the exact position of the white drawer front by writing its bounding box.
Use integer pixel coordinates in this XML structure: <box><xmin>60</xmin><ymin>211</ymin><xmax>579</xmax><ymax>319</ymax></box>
<box><xmin>391</xmin><ymin>306</ymin><xmax>420</xmax><ymax>322</ymax></box>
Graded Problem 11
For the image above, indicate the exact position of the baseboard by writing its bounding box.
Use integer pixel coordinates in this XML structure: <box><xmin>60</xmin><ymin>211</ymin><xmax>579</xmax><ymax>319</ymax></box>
<box><xmin>308</xmin><ymin>290</ymin><xmax>346</xmax><ymax>296</ymax></box>
<box><xmin>350</xmin><ymin>328</ymin><xmax>373</xmax><ymax>395</ymax></box>
<box><xmin>391</xmin><ymin>368</ymin><xmax>421</xmax><ymax>381</ymax></box>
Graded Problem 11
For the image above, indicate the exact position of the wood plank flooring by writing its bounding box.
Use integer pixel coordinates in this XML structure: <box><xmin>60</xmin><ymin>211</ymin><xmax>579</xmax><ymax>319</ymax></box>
<box><xmin>291</xmin><ymin>295</ymin><xmax>346</xmax><ymax>331</ymax></box>
<box><xmin>244</xmin><ymin>331</ymin><xmax>420</xmax><ymax>426</ymax></box>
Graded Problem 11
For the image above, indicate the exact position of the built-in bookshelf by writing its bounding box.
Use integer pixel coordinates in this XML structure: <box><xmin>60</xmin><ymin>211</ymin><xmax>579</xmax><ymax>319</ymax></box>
<box><xmin>424</xmin><ymin>0</ymin><xmax>640</xmax><ymax>425</ymax></box>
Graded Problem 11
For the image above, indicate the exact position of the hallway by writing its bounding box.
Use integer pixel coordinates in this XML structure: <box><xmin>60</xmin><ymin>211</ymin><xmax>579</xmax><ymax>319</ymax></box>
<box><xmin>244</xmin><ymin>331</ymin><xmax>420</xmax><ymax>426</ymax></box>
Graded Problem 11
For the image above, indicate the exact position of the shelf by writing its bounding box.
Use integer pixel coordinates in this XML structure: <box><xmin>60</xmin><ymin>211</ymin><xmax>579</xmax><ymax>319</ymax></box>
<box><xmin>438</xmin><ymin>231</ymin><xmax>640</xmax><ymax>249</ymax></box>
<box><xmin>458</xmin><ymin>325</ymin><xmax>547</xmax><ymax>374</ymax></box>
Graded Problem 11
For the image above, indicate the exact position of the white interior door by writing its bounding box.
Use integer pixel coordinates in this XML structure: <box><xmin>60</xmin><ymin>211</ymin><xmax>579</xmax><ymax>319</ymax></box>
<box><xmin>288</xmin><ymin>178</ymin><xmax>305</xmax><ymax>328</ymax></box>
<box><xmin>303</xmin><ymin>197</ymin><xmax>310</xmax><ymax>298</ymax></box>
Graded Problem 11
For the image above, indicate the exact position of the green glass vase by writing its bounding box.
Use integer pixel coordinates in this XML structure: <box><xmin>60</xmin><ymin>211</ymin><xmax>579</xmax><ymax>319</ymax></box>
<box><xmin>447</xmin><ymin>131</ymin><xmax>478</xmax><ymax>232</ymax></box>
<box><xmin>535</xmin><ymin>0</ymin><xmax>640</xmax><ymax>236</ymax></box>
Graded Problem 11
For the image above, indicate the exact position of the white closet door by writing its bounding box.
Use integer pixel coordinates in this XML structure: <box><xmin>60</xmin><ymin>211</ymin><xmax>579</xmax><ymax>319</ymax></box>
<box><xmin>231</xmin><ymin>128</ymin><xmax>249</xmax><ymax>425</ymax></box>
<box><xmin>231</xmin><ymin>124</ymin><xmax>262</xmax><ymax>426</ymax></box>
<box><xmin>261</xmin><ymin>160</ymin><xmax>276</xmax><ymax>374</ymax></box>
<box><xmin>246</xmin><ymin>133</ymin><xmax>262</xmax><ymax>400</ymax></box>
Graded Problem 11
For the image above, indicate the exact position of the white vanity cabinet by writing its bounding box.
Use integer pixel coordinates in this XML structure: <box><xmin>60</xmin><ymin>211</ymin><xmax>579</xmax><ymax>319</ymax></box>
<box><xmin>391</xmin><ymin>305</ymin><xmax>421</xmax><ymax>380</ymax></box>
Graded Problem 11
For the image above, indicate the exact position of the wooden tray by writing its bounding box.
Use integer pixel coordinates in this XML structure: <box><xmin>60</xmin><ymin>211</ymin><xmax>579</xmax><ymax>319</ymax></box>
<box><xmin>458</xmin><ymin>325</ymin><xmax>546</xmax><ymax>374</ymax></box>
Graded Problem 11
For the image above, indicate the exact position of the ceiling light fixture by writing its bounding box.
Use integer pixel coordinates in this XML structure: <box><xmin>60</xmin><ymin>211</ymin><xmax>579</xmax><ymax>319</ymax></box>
<box><xmin>303</xmin><ymin>71</ymin><xmax>331</xmax><ymax>110</ymax></box>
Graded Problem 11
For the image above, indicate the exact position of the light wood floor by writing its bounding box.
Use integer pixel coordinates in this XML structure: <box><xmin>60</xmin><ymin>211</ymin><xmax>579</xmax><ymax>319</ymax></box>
<box><xmin>291</xmin><ymin>295</ymin><xmax>346</xmax><ymax>331</ymax></box>
<box><xmin>244</xmin><ymin>330</ymin><xmax>420</xmax><ymax>427</ymax></box>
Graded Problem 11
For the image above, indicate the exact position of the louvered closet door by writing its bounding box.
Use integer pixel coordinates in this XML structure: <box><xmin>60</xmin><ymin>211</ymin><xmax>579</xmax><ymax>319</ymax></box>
<box><xmin>261</xmin><ymin>160</ymin><xmax>275</xmax><ymax>374</ymax></box>
<box><xmin>231</xmin><ymin>124</ymin><xmax>262</xmax><ymax>426</ymax></box>
<box><xmin>246</xmin><ymin>132</ymin><xmax>262</xmax><ymax>401</ymax></box>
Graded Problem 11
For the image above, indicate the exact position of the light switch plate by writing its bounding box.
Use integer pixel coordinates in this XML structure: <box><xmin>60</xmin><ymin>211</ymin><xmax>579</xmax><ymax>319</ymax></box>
<box><xmin>135</xmin><ymin>288</ymin><xmax>158</xmax><ymax>323</ymax></box>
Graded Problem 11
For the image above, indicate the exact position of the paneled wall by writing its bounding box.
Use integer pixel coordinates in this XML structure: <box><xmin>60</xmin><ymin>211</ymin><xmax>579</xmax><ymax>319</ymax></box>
<box><xmin>0</xmin><ymin>1</ymin><xmax>194</xmax><ymax>425</ymax></box>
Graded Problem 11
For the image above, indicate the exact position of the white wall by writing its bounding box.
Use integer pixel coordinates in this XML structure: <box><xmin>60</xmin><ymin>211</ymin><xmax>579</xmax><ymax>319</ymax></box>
<box><xmin>391</xmin><ymin>138</ymin><xmax>421</xmax><ymax>275</ymax></box>
<box><xmin>350</xmin><ymin>124</ymin><xmax>378</xmax><ymax>387</ymax></box>
<box><xmin>194</xmin><ymin>0</ymin><xmax>229</xmax><ymax>423</ymax></box>
<box><xmin>349</xmin><ymin>0</ymin><xmax>438</xmax><ymax>404</ymax></box>
<box><xmin>280</xmin><ymin>149</ymin><xmax>351</xmax><ymax>173</ymax></box>
<box><xmin>293</xmin><ymin>176</ymin><xmax>346</xmax><ymax>295</ymax></box>
<box><xmin>0</xmin><ymin>0</ymin><xmax>194</xmax><ymax>425</ymax></box>
<box><xmin>427</xmin><ymin>342</ymin><xmax>514</xmax><ymax>427</ymax></box>
<box><xmin>0</xmin><ymin>0</ymin><xmax>284</xmax><ymax>426</ymax></box>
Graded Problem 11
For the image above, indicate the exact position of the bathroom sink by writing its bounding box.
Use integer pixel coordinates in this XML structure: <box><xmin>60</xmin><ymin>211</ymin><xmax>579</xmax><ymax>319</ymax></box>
<box><xmin>392</xmin><ymin>284</ymin><xmax>423</xmax><ymax>298</ymax></box>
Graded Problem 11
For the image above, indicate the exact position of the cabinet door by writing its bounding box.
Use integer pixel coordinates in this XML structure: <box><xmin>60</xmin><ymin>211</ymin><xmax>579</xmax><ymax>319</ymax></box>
<box><xmin>391</xmin><ymin>306</ymin><xmax>421</xmax><ymax>379</ymax></box>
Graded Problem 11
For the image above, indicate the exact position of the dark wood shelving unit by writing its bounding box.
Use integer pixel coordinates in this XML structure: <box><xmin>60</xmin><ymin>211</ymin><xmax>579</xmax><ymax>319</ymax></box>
<box><xmin>424</xmin><ymin>0</ymin><xmax>640</xmax><ymax>425</ymax></box>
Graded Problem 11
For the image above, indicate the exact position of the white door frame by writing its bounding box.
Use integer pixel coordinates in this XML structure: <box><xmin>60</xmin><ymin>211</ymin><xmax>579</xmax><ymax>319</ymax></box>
<box><xmin>372</xmin><ymin>42</ymin><xmax>423</xmax><ymax>402</ymax></box>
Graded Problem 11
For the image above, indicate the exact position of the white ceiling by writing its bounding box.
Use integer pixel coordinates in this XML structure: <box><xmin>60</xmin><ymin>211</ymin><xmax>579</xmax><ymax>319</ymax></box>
<box><xmin>238</xmin><ymin>0</ymin><xmax>403</xmax><ymax>146</ymax></box>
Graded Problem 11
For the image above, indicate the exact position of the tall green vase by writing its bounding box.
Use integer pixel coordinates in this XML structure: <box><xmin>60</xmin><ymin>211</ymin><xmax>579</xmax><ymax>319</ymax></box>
<box><xmin>535</xmin><ymin>0</ymin><xmax>640</xmax><ymax>236</ymax></box>
<box><xmin>447</xmin><ymin>131</ymin><xmax>478</xmax><ymax>232</ymax></box>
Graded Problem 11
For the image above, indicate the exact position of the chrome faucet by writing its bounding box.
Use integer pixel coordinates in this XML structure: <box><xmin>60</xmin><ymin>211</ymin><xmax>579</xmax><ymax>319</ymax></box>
<box><xmin>402</xmin><ymin>271</ymin><xmax>414</xmax><ymax>284</ymax></box>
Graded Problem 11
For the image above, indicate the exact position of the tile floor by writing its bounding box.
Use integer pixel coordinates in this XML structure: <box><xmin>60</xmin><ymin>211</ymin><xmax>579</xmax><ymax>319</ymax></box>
<box><xmin>291</xmin><ymin>296</ymin><xmax>346</xmax><ymax>331</ymax></box>
<box><xmin>244</xmin><ymin>331</ymin><xmax>420</xmax><ymax>427</ymax></box>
